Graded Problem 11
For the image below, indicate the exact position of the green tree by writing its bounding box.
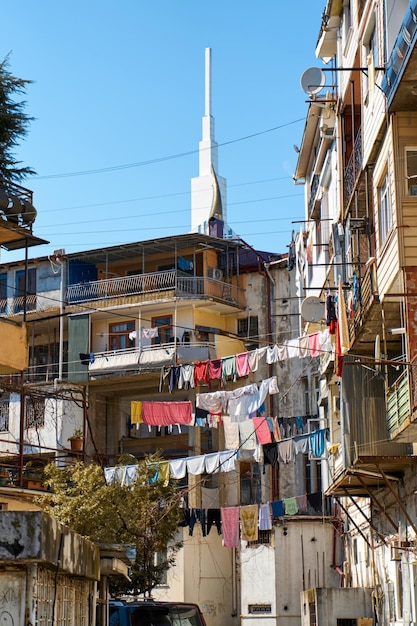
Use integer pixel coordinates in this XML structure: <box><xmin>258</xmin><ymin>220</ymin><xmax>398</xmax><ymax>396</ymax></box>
<box><xmin>38</xmin><ymin>457</ymin><xmax>184</xmax><ymax>598</ymax></box>
<box><xmin>0</xmin><ymin>54</ymin><xmax>35</xmax><ymax>181</ymax></box>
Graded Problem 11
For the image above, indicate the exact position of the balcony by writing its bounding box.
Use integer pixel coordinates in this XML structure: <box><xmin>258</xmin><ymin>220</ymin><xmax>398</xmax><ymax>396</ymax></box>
<box><xmin>343</xmin><ymin>128</ymin><xmax>362</xmax><ymax>212</ymax></box>
<box><xmin>88</xmin><ymin>342</ymin><xmax>214</xmax><ymax>377</ymax></box>
<box><xmin>382</xmin><ymin>0</ymin><xmax>417</xmax><ymax>109</ymax></box>
<box><xmin>387</xmin><ymin>370</ymin><xmax>411</xmax><ymax>437</ymax></box>
<box><xmin>66</xmin><ymin>269</ymin><xmax>245</xmax><ymax>309</ymax></box>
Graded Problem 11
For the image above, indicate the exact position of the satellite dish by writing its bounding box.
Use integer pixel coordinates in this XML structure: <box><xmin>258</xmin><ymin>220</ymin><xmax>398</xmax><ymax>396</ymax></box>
<box><xmin>301</xmin><ymin>67</ymin><xmax>326</xmax><ymax>96</ymax></box>
<box><xmin>301</xmin><ymin>296</ymin><xmax>325</xmax><ymax>322</ymax></box>
<box><xmin>375</xmin><ymin>334</ymin><xmax>381</xmax><ymax>373</ymax></box>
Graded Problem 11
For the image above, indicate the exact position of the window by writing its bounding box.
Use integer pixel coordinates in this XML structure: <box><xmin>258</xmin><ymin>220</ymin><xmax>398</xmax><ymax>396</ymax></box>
<box><xmin>0</xmin><ymin>274</ymin><xmax>6</xmax><ymax>314</ymax></box>
<box><xmin>151</xmin><ymin>315</ymin><xmax>173</xmax><ymax>345</ymax></box>
<box><xmin>406</xmin><ymin>148</ymin><xmax>417</xmax><ymax>195</ymax></box>
<box><xmin>108</xmin><ymin>321</ymin><xmax>135</xmax><ymax>351</ymax></box>
<box><xmin>15</xmin><ymin>268</ymin><xmax>36</xmax><ymax>313</ymax></box>
<box><xmin>378</xmin><ymin>172</ymin><xmax>392</xmax><ymax>245</ymax></box>
<box><xmin>240</xmin><ymin>461</ymin><xmax>262</xmax><ymax>505</ymax></box>
<box><xmin>24</xmin><ymin>397</ymin><xmax>45</xmax><ymax>429</ymax></box>
<box><xmin>238</xmin><ymin>316</ymin><xmax>259</xmax><ymax>350</ymax></box>
<box><xmin>154</xmin><ymin>549</ymin><xmax>168</xmax><ymax>585</ymax></box>
<box><xmin>0</xmin><ymin>398</ymin><xmax>9</xmax><ymax>432</ymax></box>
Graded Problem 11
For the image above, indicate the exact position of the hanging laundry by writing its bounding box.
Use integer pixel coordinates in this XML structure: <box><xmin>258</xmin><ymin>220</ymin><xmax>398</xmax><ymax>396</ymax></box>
<box><xmin>284</xmin><ymin>497</ymin><xmax>299</xmax><ymax>516</ymax></box>
<box><xmin>298</xmin><ymin>335</ymin><xmax>310</xmax><ymax>358</ymax></box>
<box><xmin>240</xmin><ymin>504</ymin><xmax>259</xmax><ymax>542</ymax></box>
<box><xmin>204</xmin><ymin>452</ymin><xmax>220</xmax><ymax>474</ymax></box>
<box><xmin>196</xmin><ymin>390</ymin><xmax>226</xmax><ymax>414</ymax></box>
<box><xmin>262</xmin><ymin>442</ymin><xmax>279</xmax><ymax>466</ymax></box>
<box><xmin>202</xmin><ymin>487</ymin><xmax>220</xmax><ymax>509</ymax></box>
<box><xmin>169</xmin><ymin>366</ymin><xmax>181</xmax><ymax>392</ymax></box>
<box><xmin>293</xmin><ymin>434</ymin><xmax>309</xmax><ymax>455</ymax></box>
<box><xmin>286</xmin><ymin>338</ymin><xmax>301</xmax><ymax>359</ymax></box>
<box><xmin>239</xmin><ymin>419</ymin><xmax>257</xmax><ymax>450</ymax></box>
<box><xmin>258</xmin><ymin>503</ymin><xmax>272</xmax><ymax>530</ymax></box>
<box><xmin>168</xmin><ymin>458</ymin><xmax>187</xmax><ymax>479</ymax></box>
<box><xmin>131</xmin><ymin>401</ymin><xmax>143</xmax><ymax>424</ymax></box>
<box><xmin>178</xmin><ymin>364</ymin><xmax>195</xmax><ymax>390</ymax></box>
<box><xmin>195</xmin><ymin>407</ymin><xmax>208</xmax><ymax>427</ymax></box>
<box><xmin>227</xmin><ymin>377</ymin><xmax>278</xmax><ymax>422</ymax></box>
<box><xmin>253</xmin><ymin>417</ymin><xmax>272</xmax><ymax>445</ymax></box>
<box><xmin>271</xmin><ymin>500</ymin><xmax>284</xmax><ymax>519</ymax></box>
<box><xmin>266</xmin><ymin>345</ymin><xmax>280</xmax><ymax>364</ymax></box>
<box><xmin>222</xmin><ymin>415</ymin><xmax>240</xmax><ymax>450</ymax></box>
<box><xmin>129</xmin><ymin>330</ymin><xmax>137</xmax><ymax>341</ymax></box>
<box><xmin>142</xmin><ymin>327</ymin><xmax>159</xmax><ymax>339</ymax></box>
<box><xmin>310</xmin><ymin>429</ymin><xmax>326</xmax><ymax>458</ymax></box>
<box><xmin>221</xmin><ymin>506</ymin><xmax>240</xmax><ymax>547</ymax></box>
<box><xmin>307</xmin><ymin>492</ymin><xmax>322</xmax><ymax>513</ymax></box>
<box><xmin>308</xmin><ymin>332</ymin><xmax>321</xmax><ymax>358</ymax></box>
<box><xmin>236</xmin><ymin>352</ymin><xmax>250</xmax><ymax>377</ymax></box>
<box><xmin>194</xmin><ymin>360</ymin><xmax>210</xmax><ymax>386</ymax></box>
<box><xmin>277</xmin><ymin>439</ymin><xmax>293</xmax><ymax>464</ymax></box>
<box><xmin>207</xmin><ymin>509</ymin><xmax>222</xmax><ymax>535</ymax></box>
<box><xmin>218</xmin><ymin>450</ymin><xmax>238</xmax><ymax>472</ymax></box>
<box><xmin>296</xmin><ymin>494</ymin><xmax>308</xmax><ymax>513</ymax></box>
<box><xmin>186</xmin><ymin>455</ymin><xmax>206</xmax><ymax>475</ymax></box>
<box><xmin>222</xmin><ymin>355</ymin><xmax>237</xmax><ymax>383</ymax></box>
<box><xmin>158</xmin><ymin>461</ymin><xmax>170</xmax><ymax>487</ymax></box>
<box><xmin>208</xmin><ymin>358</ymin><xmax>222</xmax><ymax>381</ymax></box>
<box><xmin>141</xmin><ymin>401</ymin><xmax>193</xmax><ymax>426</ymax></box>
<box><xmin>189</xmin><ymin>509</ymin><xmax>207</xmax><ymax>537</ymax></box>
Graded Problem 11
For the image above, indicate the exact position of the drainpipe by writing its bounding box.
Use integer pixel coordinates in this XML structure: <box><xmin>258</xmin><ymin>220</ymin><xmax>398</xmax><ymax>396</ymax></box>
<box><xmin>231</xmin><ymin>547</ymin><xmax>238</xmax><ymax>617</ymax></box>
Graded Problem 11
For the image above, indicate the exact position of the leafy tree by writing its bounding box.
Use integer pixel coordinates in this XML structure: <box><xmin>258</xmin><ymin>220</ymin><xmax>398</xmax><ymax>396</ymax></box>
<box><xmin>0</xmin><ymin>54</ymin><xmax>35</xmax><ymax>181</ymax></box>
<box><xmin>38</xmin><ymin>457</ymin><xmax>184</xmax><ymax>598</ymax></box>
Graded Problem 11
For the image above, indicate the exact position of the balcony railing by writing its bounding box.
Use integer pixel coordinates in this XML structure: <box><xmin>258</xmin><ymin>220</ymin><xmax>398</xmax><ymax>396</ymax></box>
<box><xmin>88</xmin><ymin>342</ymin><xmax>214</xmax><ymax>376</ymax></box>
<box><xmin>0</xmin><ymin>294</ymin><xmax>38</xmax><ymax>316</ymax></box>
<box><xmin>387</xmin><ymin>369</ymin><xmax>411</xmax><ymax>436</ymax></box>
<box><xmin>343</xmin><ymin>128</ymin><xmax>362</xmax><ymax>211</ymax></box>
<box><xmin>66</xmin><ymin>270</ymin><xmax>245</xmax><ymax>308</ymax></box>
<box><xmin>382</xmin><ymin>0</ymin><xmax>417</xmax><ymax>104</ymax></box>
<box><xmin>348</xmin><ymin>262</ymin><xmax>378</xmax><ymax>344</ymax></box>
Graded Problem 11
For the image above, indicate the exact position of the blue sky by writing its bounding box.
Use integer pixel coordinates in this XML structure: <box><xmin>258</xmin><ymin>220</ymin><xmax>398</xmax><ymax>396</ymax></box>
<box><xmin>1</xmin><ymin>1</ymin><xmax>323</xmax><ymax>263</ymax></box>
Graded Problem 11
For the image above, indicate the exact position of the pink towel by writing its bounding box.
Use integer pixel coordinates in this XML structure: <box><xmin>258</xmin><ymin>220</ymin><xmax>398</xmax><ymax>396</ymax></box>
<box><xmin>236</xmin><ymin>352</ymin><xmax>250</xmax><ymax>377</ymax></box>
<box><xmin>221</xmin><ymin>506</ymin><xmax>240</xmax><ymax>547</ymax></box>
<box><xmin>308</xmin><ymin>332</ymin><xmax>321</xmax><ymax>357</ymax></box>
<box><xmin>252</xmin><ymin>417</ymin><xmax>272</xmax><ymax>444</ymax></box>
<box><xmin>141</xmin><ymin>401</ymin><xmax>193</xmax><ymax>426</ymax></box>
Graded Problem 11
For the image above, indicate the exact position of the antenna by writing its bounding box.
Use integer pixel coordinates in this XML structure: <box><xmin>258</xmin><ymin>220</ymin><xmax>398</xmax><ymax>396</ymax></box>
<box><xmin>300</xmin><ymin>67</ymin><xmax>326</xmax><ymax>96</ymax></box>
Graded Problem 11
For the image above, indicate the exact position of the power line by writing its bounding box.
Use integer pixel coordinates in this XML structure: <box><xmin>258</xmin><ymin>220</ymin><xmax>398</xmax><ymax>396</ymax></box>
<box><xmin>32</xmin><ymin>118</ymin><xmax>305</xmax><ymax>180</ymax></box>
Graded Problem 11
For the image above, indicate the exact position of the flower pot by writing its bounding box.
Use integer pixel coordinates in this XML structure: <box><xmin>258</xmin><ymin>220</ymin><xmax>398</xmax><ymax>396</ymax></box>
<box><xmin>69</xmin><ymin>437</ymin><xmax>83</xmax><ymax>451</ymax></box>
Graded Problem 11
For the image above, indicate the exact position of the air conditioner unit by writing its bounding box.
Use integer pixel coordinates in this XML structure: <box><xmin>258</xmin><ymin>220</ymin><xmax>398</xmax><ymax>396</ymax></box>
<box><xmin>320</xmin><ymin>110</ymin><xmax>335</xmax><ymax>138</ymax></box>
<box><xmin>209</xmin><ymin>268</ymin><xmax>223</xmax><ymax>280</ymax></box>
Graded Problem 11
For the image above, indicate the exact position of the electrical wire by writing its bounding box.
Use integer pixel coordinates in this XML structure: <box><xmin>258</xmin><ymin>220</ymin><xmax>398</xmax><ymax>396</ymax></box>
<box><xmin>32</xmin><ymin>118</ymin><xmax>305</xmax><ymax>180</ymax></box>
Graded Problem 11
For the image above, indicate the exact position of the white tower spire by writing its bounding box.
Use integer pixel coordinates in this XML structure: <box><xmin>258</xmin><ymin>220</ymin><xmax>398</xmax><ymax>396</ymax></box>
<box><xmin>205</xmin><ymin>47</ymin><xmax>211</xmax><ymax>117</ymax></box>
<box><xmin>191</xmin><ymin>47</ymin><xmax>227</xmax><ymax>233</ymax></box>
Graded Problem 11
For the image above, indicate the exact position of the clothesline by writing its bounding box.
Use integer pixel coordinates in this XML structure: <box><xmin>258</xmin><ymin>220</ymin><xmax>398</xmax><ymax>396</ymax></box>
<box><xmin>183</xmin><ymin>492</ymin><xmax>328</xmax><ymax>547</ymax></box>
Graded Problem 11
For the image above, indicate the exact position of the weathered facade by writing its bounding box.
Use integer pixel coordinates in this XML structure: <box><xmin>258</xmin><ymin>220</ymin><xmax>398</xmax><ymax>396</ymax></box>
<box><xmin>293</xmin><ymin>0</ymin><xmax>417</xmax><ymax>623</ymax></box>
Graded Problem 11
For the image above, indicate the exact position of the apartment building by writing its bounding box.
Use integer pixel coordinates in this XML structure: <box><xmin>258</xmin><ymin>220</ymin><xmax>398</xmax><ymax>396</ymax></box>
<box><xmin>294</xmin><ymin>1</ymin><xmax>417</xmax><ymax>624</ymax></box>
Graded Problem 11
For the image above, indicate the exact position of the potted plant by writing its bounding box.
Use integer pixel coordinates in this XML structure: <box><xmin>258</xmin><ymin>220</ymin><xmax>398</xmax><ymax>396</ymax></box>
<box><xmin>0</xmin><ymin>468</ymin><xmax>10</xmax><ymax>487</ymax></box>
<box><xmin>68</xmin><ymin>428</ymin><xmax>84</xmax><ymax>451</ymax></box>
<box><xmin>22</xmin><ymin>460</ymin><xmax>47</xmax><ymax>490</ymax></box>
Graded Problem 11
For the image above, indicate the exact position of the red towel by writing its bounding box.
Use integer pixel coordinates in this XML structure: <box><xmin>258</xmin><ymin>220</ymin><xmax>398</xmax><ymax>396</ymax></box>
<box><xmin>194</xmin><ymin>361</ymin><xmax>210</xmax><ymax>386</ymax></box>
<box><xmin>141</xmin><ymin>401</ymin><xmax>193</xmax><ymax>426</ymax></box>
<box><xmin>253</xmin><ymin>417</ymin><xmax>272</xmax><ymax>444</ymax></box>
<box><xmin>221</xmin><ymin>506</ymin><xmax>240</xmax><ymax>547</ymax></box>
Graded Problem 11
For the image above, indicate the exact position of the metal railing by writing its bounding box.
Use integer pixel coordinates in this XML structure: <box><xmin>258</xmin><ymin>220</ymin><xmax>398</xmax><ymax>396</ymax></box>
<box><xmin>343</xmin><ymin>128</ymin><xmax>362</xmax><ymax>211</ymax></box>
<box><xmin>66</xmin><ymin>270</ymin><xmax>245</xmax><ymax>308</ymax></box>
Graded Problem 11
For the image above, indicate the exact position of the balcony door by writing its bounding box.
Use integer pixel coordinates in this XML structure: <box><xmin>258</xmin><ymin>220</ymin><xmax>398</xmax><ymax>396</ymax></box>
<box><xmin>109</xmin><ymin>321</ymin><xmax>135</xmax><ymax>351</ymax></box>
<box><xmin>151</xmin><ymin>315</ymin><xmax>173</xmax><ymax>345</ymax></box>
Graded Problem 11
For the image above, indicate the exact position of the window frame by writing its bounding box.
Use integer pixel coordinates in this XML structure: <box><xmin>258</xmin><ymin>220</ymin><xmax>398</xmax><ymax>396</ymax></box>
<box><xmin>108</xmin><ymin>320</ymin><xmax>135</xmax><ymax>351</ymax></box>
<box><xmin>378</xmin><ymin>170</ymin><xmax>392</xmax><ymax>246</ymax></box>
